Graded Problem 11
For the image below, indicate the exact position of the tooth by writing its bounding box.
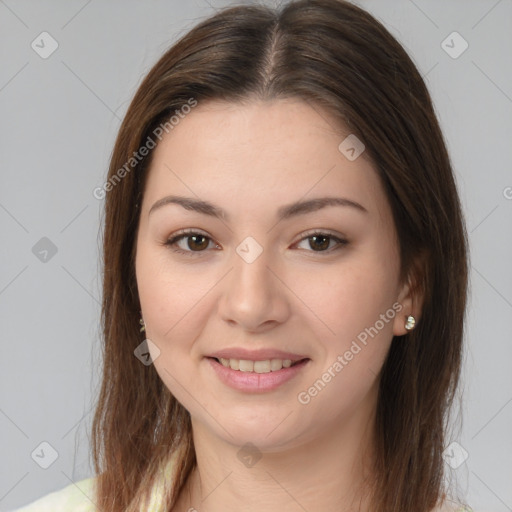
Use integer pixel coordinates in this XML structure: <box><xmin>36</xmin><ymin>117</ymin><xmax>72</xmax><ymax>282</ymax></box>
<box><xmin>254</xmin><ymin>360</ymin><xmax>271</xmax><ymax>373</ymax></box>
<box><xmin>217</xmin><ymin>357</ymin><xmax>298</xmax><ymax>372</ymax></box>
<box><xmin>239</xmin><ymin>359</ymin><xmax>254</xmax><ymax>372</ymax></box>
<box><xmin>270</xmin><ymin>359</ymin><xmax>283</xmax><ymax>371</ymax></box>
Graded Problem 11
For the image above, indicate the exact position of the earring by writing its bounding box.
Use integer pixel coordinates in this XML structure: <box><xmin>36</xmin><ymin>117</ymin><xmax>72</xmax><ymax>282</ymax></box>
<box><xmin>405</xmin><ymin>315</ymin><xmax>416</xmax><ymax>331</ymax></box>
<box><xmin>140</xmin><ymin>317</ymin><xmax>146</xmax><ymax>332</ymax></box>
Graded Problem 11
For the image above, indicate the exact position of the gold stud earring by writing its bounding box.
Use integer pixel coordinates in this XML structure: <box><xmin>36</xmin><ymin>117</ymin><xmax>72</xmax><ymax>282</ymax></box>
<box><xmin>405</xmin><ymin>315</ymin><xmax>416</xmax><ymax>331</ymax></box>
<box><xmin>140</xmin><ymin>317</ymin><xmax>146</xmax><ymax>332</ymax></box>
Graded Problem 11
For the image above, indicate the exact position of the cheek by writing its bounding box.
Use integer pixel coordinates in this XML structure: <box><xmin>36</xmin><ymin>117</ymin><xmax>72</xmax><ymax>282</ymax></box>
<box><xmin>289</xmin><ymin>250</ymin><xmax>399</xmax><ymax>394</ymax></box>
<box><xmin>292</xmin><ymin>260</ymin><xmax>398</xmax><ymax>423</ymax></box>
<box><xmin>295</xmin><ymin>258</ymin><xmax>397</xmax><ymax>337</ymax></box>
<box><xmin>136</xmin><ymin>246</ymin><xmax>213</xmax><ymax>348</ymax></box>
<box><xmin>135</xmin><ymin>247</ymin><xmax>217</xmax><ymax>407</ymax></box>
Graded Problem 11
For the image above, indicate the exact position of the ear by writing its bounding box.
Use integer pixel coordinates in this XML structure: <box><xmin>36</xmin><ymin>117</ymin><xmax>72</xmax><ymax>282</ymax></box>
<box><xmin>392</xmin><ymin>253</ymin><xmax>426</xmax><ymax>336</ymax></box>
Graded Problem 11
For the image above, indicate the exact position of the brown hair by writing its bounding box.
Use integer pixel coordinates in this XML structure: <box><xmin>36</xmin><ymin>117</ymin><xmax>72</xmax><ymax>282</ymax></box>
<box><xmin>91</xmin><ymin>1</ymin><xmax>468</xmax><ymax>510</ymax></box>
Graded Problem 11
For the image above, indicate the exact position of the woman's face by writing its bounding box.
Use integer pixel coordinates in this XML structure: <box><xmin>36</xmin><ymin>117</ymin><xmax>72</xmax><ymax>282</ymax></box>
<box><xmin>135</xmin><ymin>99</ymin><xmax>414</xmax><ymax>451</ymax></box>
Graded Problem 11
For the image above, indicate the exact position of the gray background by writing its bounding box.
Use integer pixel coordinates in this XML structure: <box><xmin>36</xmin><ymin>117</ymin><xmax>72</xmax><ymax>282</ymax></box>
<box><xmin>1</xmin><ymin>0</ymin><xmax>511</xmax><ymax>510</ymax></box>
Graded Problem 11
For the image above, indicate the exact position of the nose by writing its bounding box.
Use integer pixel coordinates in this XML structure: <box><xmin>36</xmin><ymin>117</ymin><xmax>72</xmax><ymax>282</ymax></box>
<box><xmin>217</xmin><ymin>248</ymin><xmax>291</xmax><ymax>333</ymax></box>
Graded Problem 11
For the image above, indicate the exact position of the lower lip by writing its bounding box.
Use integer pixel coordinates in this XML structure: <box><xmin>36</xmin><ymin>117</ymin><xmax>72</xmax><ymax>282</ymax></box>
<box><xmin>207</xmin><ymin>357</ymin><xmax>310</xmax><ymax>392</ymax></box>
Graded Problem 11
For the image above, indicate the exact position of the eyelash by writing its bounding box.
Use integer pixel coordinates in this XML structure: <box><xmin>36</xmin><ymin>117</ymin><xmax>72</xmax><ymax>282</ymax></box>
<box><xmin>164</xmin><ymin>228</ymin><xmax>348</xmax><ymax>257</ymax></box>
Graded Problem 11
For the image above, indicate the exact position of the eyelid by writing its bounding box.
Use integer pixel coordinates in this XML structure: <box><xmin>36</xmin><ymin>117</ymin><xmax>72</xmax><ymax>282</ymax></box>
<box><xmin>294</xmin><ymin>228</ymin><xmax>347</xmax><ymax>243</ymax></box>
<box><xmin>168</xmin><ymin>227</ymin><xmax>211</xmax><ymax>239</ymax></box>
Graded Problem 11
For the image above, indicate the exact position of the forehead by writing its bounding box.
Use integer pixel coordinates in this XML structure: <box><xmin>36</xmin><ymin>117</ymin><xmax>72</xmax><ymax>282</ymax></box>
<box><xmin>142</xmin><ymin>99</ymin><xmax>386</xmax><ymax>220</ymax></box>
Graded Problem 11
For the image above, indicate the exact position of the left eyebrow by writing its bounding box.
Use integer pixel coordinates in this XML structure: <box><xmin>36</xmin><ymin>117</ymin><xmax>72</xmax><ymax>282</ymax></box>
<box><xmin>147</xmin><ymin>195</ymin><xmax>368</xmax><ymax>221</ymax></box>
<box><xmin>277</xmin><ymin>196</ymin><xmax>368</xmax><ymax>219</ymax></box>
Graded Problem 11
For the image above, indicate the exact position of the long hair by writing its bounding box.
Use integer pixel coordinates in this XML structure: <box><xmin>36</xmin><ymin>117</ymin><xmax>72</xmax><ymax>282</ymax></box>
<box><xmin>91</xmin><ymin>1</ymin><xmax>469</xmax><ymax>510</ymax></box>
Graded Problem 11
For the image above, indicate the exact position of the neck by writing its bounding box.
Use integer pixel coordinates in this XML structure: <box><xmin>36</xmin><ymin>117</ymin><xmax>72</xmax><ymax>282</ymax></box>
<box><xmin>174</xmin><ymin>398</ymin><xmax>377</xmax><ymax>512</ymax></box>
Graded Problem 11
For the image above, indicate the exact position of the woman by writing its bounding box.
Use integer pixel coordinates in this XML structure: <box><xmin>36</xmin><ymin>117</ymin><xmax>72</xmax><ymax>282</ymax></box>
<box><xmin>15</xmin><ymin>0</ymin><xmax>470</xmax><ymax>510</ymax></box>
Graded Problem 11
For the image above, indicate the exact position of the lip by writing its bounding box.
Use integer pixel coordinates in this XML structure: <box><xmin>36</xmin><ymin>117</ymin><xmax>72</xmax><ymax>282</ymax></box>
<box><xmin>206</xmin><ymin>356</ymin><xmax>310</xmax><ymax>392</ymax></box>
<box><xmin>207</xmin><ymin>348</ymin><xmax>308</xmax><ymax>362</ymax></box>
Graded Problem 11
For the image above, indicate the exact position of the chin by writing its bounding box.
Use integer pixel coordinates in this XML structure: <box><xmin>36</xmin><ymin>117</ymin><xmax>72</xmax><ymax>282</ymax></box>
<box><xmin>193</xmin><ymin>407</ymin><xmax>311</xmax><ymax>452</ymax></box>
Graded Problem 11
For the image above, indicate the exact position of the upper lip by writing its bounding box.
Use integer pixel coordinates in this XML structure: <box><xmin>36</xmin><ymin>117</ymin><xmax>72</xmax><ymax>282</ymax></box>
<box><xmin>207</xmin><ymin>348</ymin><xmax>309</xmax><ymax>362</ymax></box>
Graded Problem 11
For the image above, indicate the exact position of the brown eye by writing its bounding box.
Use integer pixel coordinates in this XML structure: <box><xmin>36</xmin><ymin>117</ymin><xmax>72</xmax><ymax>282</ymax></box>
<box><xmin>187</xmin><ymin>234</ymin><xmax>209</xmax><ymax>251</ymax></box>
<box><xmin>165</xmin><ymin>231</ymin><xmax>217</xmax><ymax>254</ymax></box>
<box><xmin>308</xmin><ymin>235</ymin><xmax>331</xmax><ymax>251</ymax></box>
<box><xmin>295</xmin><ymin>232</ymin><xmax>348</xmax><ymax>253</ymax></box>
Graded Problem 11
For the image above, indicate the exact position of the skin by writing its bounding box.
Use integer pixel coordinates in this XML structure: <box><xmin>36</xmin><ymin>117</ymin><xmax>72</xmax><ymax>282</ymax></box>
<box><xmin>135</xmin><ymin>98</ymin><xmax>421</xmax><ymax>512</ymax></box>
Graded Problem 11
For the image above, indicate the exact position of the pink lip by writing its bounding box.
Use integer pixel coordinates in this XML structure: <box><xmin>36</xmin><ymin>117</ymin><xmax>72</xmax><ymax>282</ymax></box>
<box><xmin>207</xmin><ymin>357</ymin><xmax>310</xmax><ymax>392</ymax></box>
<box><xmin>208</xmin><ymin>348</ymin><xmax>308</xmax><ymax>362</ymax></box>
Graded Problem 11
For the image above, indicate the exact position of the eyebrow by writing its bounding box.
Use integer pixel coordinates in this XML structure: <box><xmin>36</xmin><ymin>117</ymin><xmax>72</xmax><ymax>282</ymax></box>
<box><xmin>148</xmin><ymin>195</ymin><xmax>368</xmax><ymax>220</ymax></box>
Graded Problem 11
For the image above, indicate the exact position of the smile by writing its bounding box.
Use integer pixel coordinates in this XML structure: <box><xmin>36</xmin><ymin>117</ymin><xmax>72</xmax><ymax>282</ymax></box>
<box><xmin>207</xmin><ymin>356</ymin><xmax>310</xmax><ymax>392</ymax></box>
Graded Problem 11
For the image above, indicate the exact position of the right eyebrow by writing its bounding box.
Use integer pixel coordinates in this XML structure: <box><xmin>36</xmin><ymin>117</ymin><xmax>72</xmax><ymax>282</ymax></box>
<box><xmin>148</xmin><ymin>195</ymin><xmax>227</xmax><ymax>219</ymax></box>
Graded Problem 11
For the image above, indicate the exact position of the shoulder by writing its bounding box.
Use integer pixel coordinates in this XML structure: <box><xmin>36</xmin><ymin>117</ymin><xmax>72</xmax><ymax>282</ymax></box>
<box><xmin>11</xmin><ymin>477</ymin><xmax>97</xmax><ymax>512</ymax></box>
<box><xmin>11</xmin><ymin>454</ymin><xmax>177</xmax><ymax>512</ymax></box>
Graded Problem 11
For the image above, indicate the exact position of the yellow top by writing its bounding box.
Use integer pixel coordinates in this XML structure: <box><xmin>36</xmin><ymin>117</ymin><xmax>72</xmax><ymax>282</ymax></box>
<box><xmin>13</xmin><ymin>457</ymin><xmax>175</xmax><ymax>512</ymax></box>
<box><xmin>12</xmin><ymin>463</ymin><xmax>473</xmax><ymax>512</ymax></box>
<box><xmin>13</xmin><ymin>473</ymin><xmax>174</xmax><ymax>511</ymax></box>
<box><xmin>13</xmin><ymin>477</ymin><xmax>98</xmax><ymax>512</ymax></box>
